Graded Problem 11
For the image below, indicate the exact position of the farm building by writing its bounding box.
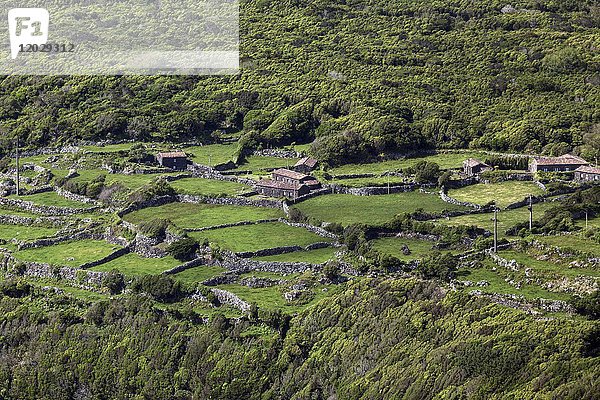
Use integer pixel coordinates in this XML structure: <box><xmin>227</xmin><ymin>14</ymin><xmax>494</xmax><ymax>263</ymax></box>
<box><xmin>272</xmin><ymin>168</ymin><xmax>320</xmax><ymax>187</ymax></box>
<box><xmin>255</xmin><ymin>179</ymin><xmax>310</xmax><ymax>199</ymax></box>
<box><xmin>157</xmin><ymin>151</ymin><xmax>188</xmax><ymax>170</ymax></box>
<box><xmin>529</xmin><ymin>154</ymin><xmax>588</xmax><ymax>173</ymax></box>
<box><xmin>294</xmin><ymin>157</ymin><xmax>319</xmax><ymax>173</ymax></box>
<box><xmin>575</xmin><ymin>165</ymin><xmax>600</xmax><ymax>182</ymax></box>
<box><xmin>463</xmin><ymin>158</ymin><xmax>492</xmax><ymax>176</ymax></box>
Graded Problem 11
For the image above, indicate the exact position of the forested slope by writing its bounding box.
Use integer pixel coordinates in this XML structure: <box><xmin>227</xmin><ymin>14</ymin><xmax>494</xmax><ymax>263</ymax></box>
<box><xmin>1</xmin><ymin>0</ymin><xmax>599</xmax><ymax>165</ymax></box>
<box><xmin>0</xmin><ymin>279</ymin><xmax>597</xmax><ymax>399</ymax></box>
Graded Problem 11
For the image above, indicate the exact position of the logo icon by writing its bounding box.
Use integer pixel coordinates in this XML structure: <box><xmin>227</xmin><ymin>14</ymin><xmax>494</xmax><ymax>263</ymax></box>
<box><xmin>8</xmin><ymin>8</ymin><xmax>49</xmax><ymax>59</ymax></box>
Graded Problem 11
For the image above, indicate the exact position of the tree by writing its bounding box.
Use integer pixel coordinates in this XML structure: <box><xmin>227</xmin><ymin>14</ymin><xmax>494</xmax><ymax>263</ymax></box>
<box><xmin>167</xmin><ymin>237</ymin><xmax>200</xmax><ymax>262</ymax></box>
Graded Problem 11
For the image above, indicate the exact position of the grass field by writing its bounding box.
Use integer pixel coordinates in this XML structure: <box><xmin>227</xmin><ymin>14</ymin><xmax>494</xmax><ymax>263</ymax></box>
<box><xmin>439</xmin><ymin>202</ymin><xmax>555</xmax><ymax>238</ymax></box>
<box><xmin>576</xmin><ymin>216</ymin><xmax>600</xmax><ymax>229</ymax></box>
<box><xmin>236</xmin><ymin>156</ymin><xmax>300</xmax><ymax>172</ymax></box>
<box><xmin>217</xmin><ymin>282</ymin><xmax>342</xmax><ymax>313</ymax></box>
<box><xmin>10</xmin><ymin>191</ymin><xmax>94</xmax><ymax>209</ymax></box>
<box><xmin>189</xmin><ymin>222</ymin><xmax>330</xmax><ymax>253</ymax></box>
<box><xmin>448</xmin><ymin>181</ymin><xmax>544</xmax><ymax>208</ymax></box>
<box><xmin>328</xmin><ymin>152</ymin><xmax>490</xmax><ymax>176</ymax></box>
<box><xmin>182</xmin><ymin>144</ymin><xmax>237</xmax><ymax>166</ymax></box>
<box><xmin>0</xmin><ymin>224</ymin><xmax>58</xmax><ymax>243</ymax></box>
<box><xmin>123</xmin><ymin>202</ymin><xmax>283</xmax><ymax>229</ymax></box>
<box><xmin>370</xmin><ymin>237</ymin><xmax>454</xmax><ymax>261</ymax></box>
<box><xmin>326</xmin><ymin>176</ymin><xmax>408</xmax><ymax>188</ymax></box>
<box><xmin>169</xmin><ymin>178</ymin><xmax>250</xmax><ymax>197</ymax></box>
<box><xmin>534</xmin><ymin>235</ymin><xmax>600</xmax><ymax>257</ymax></box>
<box><xmin>90</xmin><ymin>253</ymin><xmax>182</xmax><ymax>276</ymax></box>
<box><xmin>173</xmin><ymin>265</ymin><xmax>227</xmax><ymax>284</ymax></box>
<box><xmin>253</xmin><ymin>247</ymin><xmax>338</xmax><ymax>264</ymax></box>
<box><xmin>82</xmin><ymin>143</ymin><xmax>137</xmax><ymax>153</ymax></box>
<box><xmin>71</xmin><ymin>169</ymin><xmax>179</xmax><ymax>191</ymax></box>
<box><xmin>499</xmin><ymin>250</ymin><xmax>600</xmax><ymax>278</ymax></box>
<box><xmin>14</xmin><ymin>239</ymin><xmax>121</xmax><ymax>267</ymax></box>
<box><xmin>456</xmin><ymin>262</ymin><xmax>570</xmax><ymax>301</ymax></box>
<box><xmin>294</xmin><ymin>192</ymin><xmax>467</xmax><ymax>226</ymax></box>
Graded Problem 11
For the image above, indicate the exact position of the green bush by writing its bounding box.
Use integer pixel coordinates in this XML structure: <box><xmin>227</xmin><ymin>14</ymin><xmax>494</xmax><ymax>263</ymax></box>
<box><xmin>167</xmin><ymin>237</ymin><xmax>200</xmax><ymax>262</ymax></box>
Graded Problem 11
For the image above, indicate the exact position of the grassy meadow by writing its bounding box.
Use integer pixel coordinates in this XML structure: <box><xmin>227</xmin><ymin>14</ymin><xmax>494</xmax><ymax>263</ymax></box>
<box><xmin>14</xmin><ymin>239</ymin><xmax>121</xmax><ymax>267</ymax></box>
<box><xmin>448</xmin><ymin>181</ymin><xmax>544</xmax><ymax>208</ymax></box>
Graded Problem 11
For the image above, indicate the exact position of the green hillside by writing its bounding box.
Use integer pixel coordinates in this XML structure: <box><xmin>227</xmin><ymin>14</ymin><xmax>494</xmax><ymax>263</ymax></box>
<box><xmin>1</xmin><ymin>0</ymin><xmax>599</xmax><ymax>166</ymax></box>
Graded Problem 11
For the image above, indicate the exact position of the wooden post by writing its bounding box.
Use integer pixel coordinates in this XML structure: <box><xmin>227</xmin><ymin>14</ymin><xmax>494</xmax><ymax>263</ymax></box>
<box><xmin>15</xmin><ymin>137</ymin><xmax>20</xmax><ymax>197</ymax></box>
<box><xmin>493</xmin><ymin>206</ymin><xmax>498</xmax><ymax>253</ymax></box>
<box><xmin>387</xmin><ymin>172</ymin><xmax>390</xmax><ymax>195</ymax></box>
<box><xmin>528</xmin><ymin>195</ymin><xmax>533</xmax><ymax>231</ymax></box>
<box><xmin>586</xmin><ymin>209</ymin><xmax>589</xmax><ymax>230</ymax></box>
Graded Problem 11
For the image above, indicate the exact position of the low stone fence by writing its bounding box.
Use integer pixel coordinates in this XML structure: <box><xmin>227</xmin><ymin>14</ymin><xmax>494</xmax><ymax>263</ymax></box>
<box><xmin>132</xmin><ymin>234</ymin><xmax>167</xmax><ymax>258</ymax></box>
<box><xmin>278</xmin><ymin>219</ymin><xmax>338</xmax><ymax>240</ymax></box>
<box><xmin>202</xmin><ymin>274</ymin><xmax>239</xmax><ymax>286</ymax></box>
<box><xmin>505</xmin><ymin>195</ymin><xmax>543</xmax><ymax>210</ymax></box>
<box><xmin>211</xmin><ymin>288</ymin><xmax>251</xmax><ymax>312</ymax></box>
<box><xmin>117</xmin><ymin>195</ymin><xmax>176</xmax><ymax>217</ymax></box>
<box><xmin>178</xmin><ymin>194</ymin><xmax>284</xmax><ymax>210</ymax></box>
<box><xmin>79</xmin><ymin>246</ymin><xmax>131</xmax><ymax>269</ymax></box>
<box><xmin>252</xmin><ymin>149</ymin><xmax>302</xmax><ymax>158</ymax></box>
<box><xmin>163</xmin><ymin>173</ymin><xmax>193</xmax><ymax>182</ymax></box>
<box><xmin>184</xmin><ymin>219</ymin><xmax>280</xmax><ymax>233</ymax></box>
<box><xmin>162</xmin><ymin>257</ymin><xmax>208</xmax><ymax>275</ymax></box>
<box><xmin>470</xmin><ymin>291</ymin><xmax>575</xmax><ymax>314</ymax></box>
<box><xmin>0</xmin><ymin>214</ymin><xmax>68</xmax><ymax>228</ymax></box>
<box><xmin>10</xmin><ymin>145</ymin><xmax>80</xmax><ymax>158</ymax></box>
<box><xmin>18</xmin><ymin>230</ymin><xmax>105</xmax><ymax>250</ymax></box>
<box><xmin>0</xmin><ymin>197</ymin><xmax>99</xmax><ymax>216</ymax></box>
<box><xmin>236</xmin><ymin>245</ymin><xmax>304</xmax><ymax>259</ymax></box>
<box><xmin>330</xmin><ymin>183</ymin><xmax>436</xmax><ymax>196</ymax></box>
<box><xmin>54</xmin><ymin>187</ymin><xmax>101</xmax><ymax>205</ymax></box>
<box><xmin>288</xmin><ymin>187</ymin><xmax>333</xmax><ymax>204</ymax></box>
<box><xmin>439</xmin><ymin>190</ymin><xmax>482</xmax><ymax>209</ymax></box>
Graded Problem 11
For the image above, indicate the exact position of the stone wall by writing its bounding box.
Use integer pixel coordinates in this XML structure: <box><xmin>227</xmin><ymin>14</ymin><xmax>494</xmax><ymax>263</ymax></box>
<box><xmin>79</xmin><ymin>246</ymin><xmax>131</xmax><ymax>269</ymax></box>
<box><xmin>117</xmin><ymin>195</ymin><xmax>176</xmax><ymax>217</ymax></box>
<box><xmin>278</xmin><ymin>219</ymin><xmax>339</xmax><ymax>240</ymax></box>
<box><xmin>178</xmin><ymin>194</ymin><xmax>284</xmax><ymax>210</ymax></box>
<box><xmin>217</xmin><ymin>251</ymin><xmax>322</xmax><ymax>274</ymax></box>
<box><xmin>252</xmin><ymin>149</ymin><xmax>302</xmax><ymax>158</ymax></box>
<box><xmin>0</xmin><ymin>197</ymin><xmax>100</xmax><ymax>216</ymax></box>
<box><xmin>162</xmin><ymin>257</ymin><xmax>208</xmax><ymax>275</ymax></box>
<box><xmin>11</xmin><ymin>145</ymin><xmax>80</xmax><ymax>158</ymax></box>
<box><xmin>330</xmin><ymin>183</ymin><xmax>436</xmax><ymax>196</ymax></box>
<box><xmin>184</xmin><ymin>219</ymin><xmax>280</xmax><ymax>233</ymax></box>
<box><xmin>54</xmin><ymin>186</ymin><xmax>102</xmax><ymax>205</ymax></box>
<box><xmin>18</xmin><ymin>230</ymin><xmax>105</xmax><ymax>250</ymax></box>
<box><xmin>211</xmin><ymin>288</ymin><xmax>251</xmax><ymax>312</ymax></box>
<box><xmin>439</xmin><ymin>190</ymin><xmax>482</xmax><ymax>209</ymax></box>
<box><xmin>0</xmin><ymin>214</ymin><xmax>68</xmax><ymax>228</ymax></box>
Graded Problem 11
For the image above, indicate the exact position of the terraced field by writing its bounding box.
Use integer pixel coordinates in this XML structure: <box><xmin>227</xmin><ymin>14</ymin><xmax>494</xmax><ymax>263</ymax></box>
<box><xmin>169</xmin><ymin>177</ymin><xmax>250</xmax><ymax>197</ymax></box>
<box><xmin>370</xmin><ymin>237</ymin><xmax>455</xmax><ymax>261</ymax></box>
<box><xmin>294</xmin><ymin>192</ymin><xmax>467</xmax><ymax>226</ymax></box>
<box><xmin>253</xmin><ymin>247</ymin><xmax>338</xmax><ymax>264</ymax></box>
<box><xmin>9</xmin><ymin>191</ymin><xmax>94</xmax><ymax>208</ymax></box>
<box><xmin>448</xmin><ymin>181</ymin><xmax>544</xmax><ymax>208</ymax></box>
<box><xmin>0</xmin><ymin>224</ymin><xmax>58</xmax><ymax>243</ymax></box>
<box><xmin>439</xmin><ymin>202</ymin><xmax>555</xmax><ymax>238</ymax></box>
<box><xmin>13</xmin><ymin>239</ymin><xmax>121</xmax><ymax>267</ymax></box>
<box><xmin>123</xmin><ymin>202</ymin><xmax>284</xmax><ymax>229</ymax></box>
<box><xmin>90</xmin><ymin>253</ymin><xmax>181</xmax><ymax>276</ymax></box>
<box><xmin>188</xmin><ymin>222</ymin><xmax>331</xmax><ymax>253</ymax></box>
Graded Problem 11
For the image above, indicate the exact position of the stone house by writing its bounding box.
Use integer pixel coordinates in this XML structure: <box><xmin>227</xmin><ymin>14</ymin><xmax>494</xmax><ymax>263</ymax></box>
<box><xmin>272</xmin><ymin>168</ymin><xmax>320</xmax><ymax>188</ymax></box>
<box><xmin>157</xmin><ymin>151</ymin><xmax>188</xmax><ymax>170</ymax></box>
<box><xmin>574</xmin><ymin>165</ymin><xmax>600</xmax><ymax>182</ymax></box>
<box><xmin>255</xmin><ymin>179</ymin><xmax>310</xmax><ymax>199</ymax></box>
<box><xmin>463</xmin><ymin>158</ymin><xmax>492</xmax><ymax>176</ymax></box>
<box><xmin>294</xmin><ymin>157</ymin><xmax>319</xmax><ymax>174</ymax></box>
<box><xmin>529</xmin><ymin>154</ymin><xmax>588</xmax><ymax>173</ymax></box>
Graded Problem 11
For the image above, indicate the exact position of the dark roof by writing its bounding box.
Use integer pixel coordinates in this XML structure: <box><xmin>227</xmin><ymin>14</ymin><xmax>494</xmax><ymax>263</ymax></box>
<box><xmin>304</xmin><ymin>180</ymin><xmax>320</xmax><ymax>186</ymax></box>
<box><xmin>575</xmin><ymin>165</ymin><xmax>600</xmax><ymax>174</ymax></box>
<box><xmin>294</xmin><ymin>157</ymin><xmax>318</xmax><ymax>168</ymax></box>
<box><xmin>255</xmin><ymin>179</ymin><xmax>304</xmax><ymax>190</ymax></box>
<box><xmin>534</xmin><ymin>154</ymin><xmax>588</xmax><ymax>166</ymax></box>
<box><xmin>272</xmin><ymin>168</ymin><xmax>310</xmax><ymax>181</ymax></box>
<box><xmin>158</xmin><ymin>151</ymin><xmax>187</xmax><ymax>158</ymax></box>
<box><xmin>463</xmin><ymin>158</ymin><xmax>490</xmax><ymax>168</ymax></box>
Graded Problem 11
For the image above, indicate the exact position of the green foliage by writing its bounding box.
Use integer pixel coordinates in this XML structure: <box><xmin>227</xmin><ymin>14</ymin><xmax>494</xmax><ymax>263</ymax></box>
<box><xmin>416</xmin><ymin>252</ymin><xmax>458</xmax><ymax>281</ymax></box>
<box><xmin>137</xmin><ymin>218</ymin><xmax>170</xmax><ymax>239</ymax></box>
<box><xmin>572</xmin><ymin>292</ymin><xmax>600</xmax><ymax>320</ymax></box>
<box><xmin>167</xmin><ymin>237</ymin><xmax>200</xmax><ymax>262</ymax></box>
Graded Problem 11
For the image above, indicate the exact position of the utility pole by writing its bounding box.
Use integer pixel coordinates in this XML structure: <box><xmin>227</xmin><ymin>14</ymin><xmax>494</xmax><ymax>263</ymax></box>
<box><xmin>493</xmin><ymin>205</ymin><xmax>498</xmax><ymax>253</ymax></box>
<box><xmin>15</xmin><ymin>136</ymin><xmax>20</xmax><ymax>197</ymax></box>
<box><xmin>586</xmin><ymin>209</ymin><xmax>589</xmax><ymax>230</ymax></box>
<box><xmin>528</xmin><ymin>195</ymin><xmax>533</xmax><ymax>231</ymax></box>
<box><xmin>387</xmin><ymin>171</ymin><xmax>390</xmax><ymax>195</ymax></box>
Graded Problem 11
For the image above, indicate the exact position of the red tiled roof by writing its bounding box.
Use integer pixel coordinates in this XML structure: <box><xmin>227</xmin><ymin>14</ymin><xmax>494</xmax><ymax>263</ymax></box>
<box><xmin>463</xmin><ymin>158</ymin><xmax>489</xmax><ymax>168</ymax></box>
<box><xmin>272</xmin><ymin>168</ymin><xmax>310</xmax><ymax>181</ymax></box>
<box><xmin>158</xmin><ymin>151</ymin><xmax>187</xmax><ymax>158</ymax></box>
<box><xmin>534</xmin><ymin>154</ymin><xmax>588</xmax><ymax>166</ymax></box>
<box><xmin>575</xmin><ymin>165</ymin><xmax>600</xmax><ymax>174</ymax></box>
<box><xmin>294</xmin><ymin>157</ymin><xmax>318</xmax><ymax>168</ymax></box>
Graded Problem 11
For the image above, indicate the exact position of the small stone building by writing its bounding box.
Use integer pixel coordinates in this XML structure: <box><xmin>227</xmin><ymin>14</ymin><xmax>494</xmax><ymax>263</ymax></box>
<box><xmin>294</xmin><ymin>157</ymin><xmax>318</xmax><ymax>174</ymax></box>
<box><xmin>463</xmin><ymin>158</ymin><xmax>492</xmax><ymax>176</ymax></box>
<box><xmin>272</xmin><ymin>168</ymin><xmax>316</xmax><ymax>186</ymax></box>
<box><xmin>575</xmin><ymin>165</ymin><xmax>600</xmax><ymax>182</ymax></box>
<box><xmin>255</xmin><ymin>180</ymin><xmax>310</xmax><ymax>199</ymax></box>
<box><xmin>529</xmin><ymin>154</ymin><xmax>588</xmax><ymax>173</ymax></box>
<box><xmin>157</xmin><ymin>151</ymin><xmax>188</xmax><ymax>170</ymax></box>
